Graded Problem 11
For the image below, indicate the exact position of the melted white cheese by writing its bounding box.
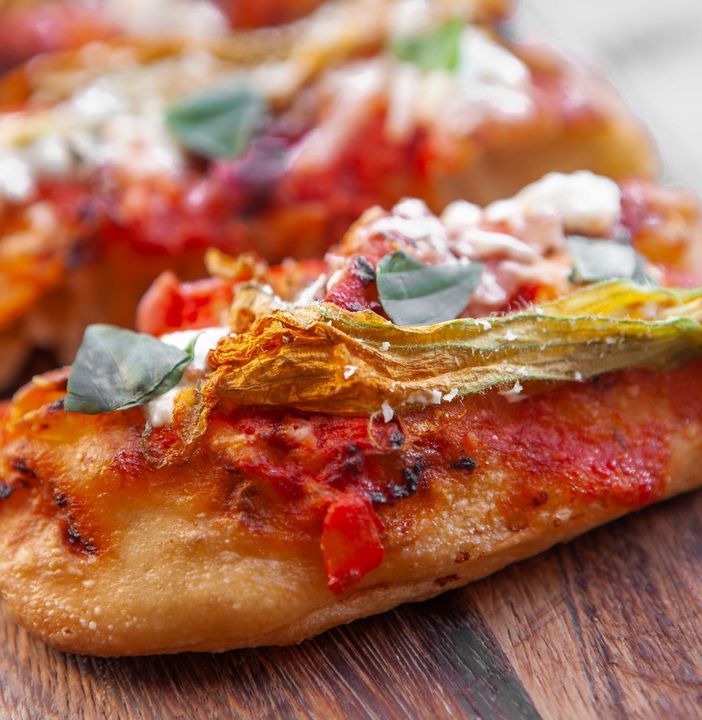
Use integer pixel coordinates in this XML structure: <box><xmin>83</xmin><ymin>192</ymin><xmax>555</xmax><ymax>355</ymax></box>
<box><xmin>143</xmin><ymin>326</ymin><xmax>230</xmax><ymax>428</ymax></box>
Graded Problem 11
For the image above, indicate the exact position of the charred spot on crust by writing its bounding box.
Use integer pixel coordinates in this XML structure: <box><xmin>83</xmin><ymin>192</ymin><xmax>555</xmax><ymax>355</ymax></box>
<box><xmin>64</xmin><ymin>523</ymin><xmax>97</xmax><ymax>556</ymax></box>
<box><xmin>0</xmin><ymin>483</ymin><xmax>15</xmax><ymax>501</ymax></box>
<box><xmin>435</xmin><ymin>574</ymin><xmax>460</xmax><ymax>587</ymax></box>
<box><xmin>389</xmin><ymin>431</ymin><xmax>405</xmax><ymax>449</ymax></box>
<box><xmin>452</xmin><ymin>456</ymin><xmax>477</xmax><ymax>472</ymax></box>
<box><xmin>370</xmin><ymin>490</ymin><xmax>387</xmax><ymax>505</ymax></box>
<box><xmin>401</xmin><ymin>462</ymin><xmax>422</xmax><ymax>494</ymax></box>
<box><xmin>385</xmin><ymin>459</ymin><xmax>424</xmax><ymax>501</ymax></box>
<box><xmin>531</xmin><ymin>490</ymin><xmax>549</xmax><ymax>507</ymax></box>
<box><xmin>454</xmin><ymin>549</ymin><xmax>471</xmax><ymax>563</ymax></box>
<box><xmin>10</xmin><ymin>458</ymin><xmax>37</xmax><ymax>479</ymax></box>
<box><xmin>54</xmin><ymin>492</ymin><xmax>69</xmax><ymax>508</ymax></box>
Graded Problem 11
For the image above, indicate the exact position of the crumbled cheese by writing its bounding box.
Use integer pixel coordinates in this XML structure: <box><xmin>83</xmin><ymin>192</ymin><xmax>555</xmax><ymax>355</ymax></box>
<box><xmin>371</xmin><ymin>214</ymin><xmax>452</xmax><ymax>253</ymax></box>
<box><xmin>0</xmin><ymin>153</ymin><xmax>35</xmax><ymax>202</ymax></box>
<box><xmin>472</xmin><ymin>269</ymin><xmax>509</xmax><ymax>308</ymax></box>
<box><xmin>343</xmin><ymin>365</ymin><xmax>357</xmax><ymax>379</ymax></box>
<box><xmin>486</xmin><ymin>171</ymin><xmax>622</xmax><ymax>235</ymax></box>
<box><xmin>452</xmin><ymin>228</ymin><xmax>540</xmax><ymax>263</ymax></box>
<box><xmin>574</xmin><ymin>371</ymin><xmax>584</xmax><ymax>381</ymax></box>
<box><xmin>368</xmin><ymin>199</ymin><xmax>455</xmax><ymax>264</ymax></box>
<box><xmin>443</xmin><ymin>387</ymin><xmax>459</xmax><ymax>402</ymax></box>
<box><xmin>475</xmin><ymin>319</ymin><xmax>492</xmax><ymax>330</ymax></box>
<box><xmin>441</xmin><ymin>200</ymin><xmax>482</xmax><ymax>232</ymax></box>
<box><xmin>390</xmin><ymin>0</ymin><xmax>436</xmax><ymax>36</ymax></box>
<box><xmin>381</xmin><ymin>341</ymin><xmax>391</xmax><ymax>351</ymax></box>
<box><xmin>393</xmin><ymin>197</ymin><xmax>432</xmax><ymax>220</ymax></box>
<box><xmin>459</xmin><ymin>28</ymin><xmax>530</xmax><ymax>91</ymax></box>
<box><xmin>504</xmin><ymin>330</ymin><xmax>517</xmax><ymax>341</ymax></box>
<box><xmin>407</xmin><ymin>389</ymin><xmax>443</xmax><ymax>405</ymax></box>
<box><xmin>26</xmin><ymin>134</ymin><xmax>74</xmax><ymax>178</ymax></box>
<box><xmin>70</xmin><ymin>81</ymin><xmax>128</xmax><ymax>120</ymax></box>
<box><xmin>499</xmin><ymin>380</ymin><xmax>524</xmax><ymax>402</ymax></box>
<box><xmin>381</xmin><ymin>400</ymin><xmax>394</xmax><ymax>423</ymax></box>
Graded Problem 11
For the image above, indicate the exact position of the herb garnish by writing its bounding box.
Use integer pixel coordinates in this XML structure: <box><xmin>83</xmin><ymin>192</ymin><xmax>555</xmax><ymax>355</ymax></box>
<box><xmin>64</xmin><ymin>325</ymin><xmax>193</xmax><ymax>414</ymax></box>
<box><xmin>376</xmin><ymin>251</ymin><xmax>483</xmax><ymax>326</ymax></box>
<box><xmin>567</xmin><ymin>236</ymin><xmax>652</xmax><ymax>284</ymax></box>
<box><xmin>166</xmin><ymin>83</ymin><xmax>268</xmax><ymax>159</ymax></box>
<box><xmin>392</xmin><ymin>19</ymin><xmax>464</xmax><ymax>73</ymax></box>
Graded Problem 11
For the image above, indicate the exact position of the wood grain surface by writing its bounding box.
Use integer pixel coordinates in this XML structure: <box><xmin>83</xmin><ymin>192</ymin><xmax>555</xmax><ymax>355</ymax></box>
<box><xmin>3</xmin><ymin>1</ymin><xmax>702</xmax><ymax>718</ymax></box>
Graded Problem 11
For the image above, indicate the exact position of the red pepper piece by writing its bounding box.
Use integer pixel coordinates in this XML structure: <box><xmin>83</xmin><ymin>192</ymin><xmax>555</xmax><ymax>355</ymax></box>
<box><xmin>321</xmin><ymin>494</ymin><xmax>384</xmax><ymax>594</ymax></box>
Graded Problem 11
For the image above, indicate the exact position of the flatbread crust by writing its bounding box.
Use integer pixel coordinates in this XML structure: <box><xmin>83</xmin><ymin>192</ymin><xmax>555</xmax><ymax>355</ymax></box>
<box><xmin>1</xmin><ymin>361</ymin><xmax>701</xmax><ymax>655</ymax></box>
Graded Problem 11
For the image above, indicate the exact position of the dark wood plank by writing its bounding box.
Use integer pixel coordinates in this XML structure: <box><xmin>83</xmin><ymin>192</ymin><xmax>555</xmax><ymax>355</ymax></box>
<box><xmin>470</xmin><ymin>492</ymin><xmax>702</xmax><ymax>719</ymax></box>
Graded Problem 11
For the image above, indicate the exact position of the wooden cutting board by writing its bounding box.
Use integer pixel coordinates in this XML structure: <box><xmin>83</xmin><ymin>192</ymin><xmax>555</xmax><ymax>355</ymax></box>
<box><xmin>3</xmin><ymin>1</ymin><xmax>702</xmax><ymax>718</ymax></box>
<box><xmin>2</xmin><ymin>490</ymin><xmax>701</xmax><ymax>719</ymax></box>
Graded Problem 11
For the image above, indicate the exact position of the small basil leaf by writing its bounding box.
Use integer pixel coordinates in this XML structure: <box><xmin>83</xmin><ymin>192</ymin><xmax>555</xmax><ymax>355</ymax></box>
<box><xmin>166</xmin><ymin>83</ymin><xmax>268</xmax><ymax>159</ymax></box>
<box><xmin>392</xmin><ymin>19</ymin><xmax>464</xmax><ymax>73</ymax></box>
<box><xmin>64</xmin><ymin>325</ymin><xmax>192</xmax><ymax>414</ymax></box>
<box><xmin>377</xmin><ymin>251</ymin><xmax>483</xmax><ymax>326</ymax></box>
<box><xmin>567</xmin><ymin>236</ymin><xmax>654</xmax><ymax>285</ymax></box>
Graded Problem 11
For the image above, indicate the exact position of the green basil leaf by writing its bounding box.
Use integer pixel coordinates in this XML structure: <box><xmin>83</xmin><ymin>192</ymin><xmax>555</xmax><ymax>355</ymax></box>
<box><xmin>166</xmin><ymin>83</ymin><xmax>268</xmax><ymax>159</ymax></box>
<box><xmin>567</xmin><ymin>236</ymin><xmax>653</xmax><ymax>285</ymax></box>
<box><xmin>392</xmin><ymin>19</ymin><xmax>464</xmax><ymax>73</ymax></box>
<box><xmin>64</xmin><ymin>325</ymin><xmax>192</xmax><ymax>414</ymax></box>
<box><xmin>377</xmin><ymin>251</ymin><xmax>483</xmax><ymax>326</ymax></box>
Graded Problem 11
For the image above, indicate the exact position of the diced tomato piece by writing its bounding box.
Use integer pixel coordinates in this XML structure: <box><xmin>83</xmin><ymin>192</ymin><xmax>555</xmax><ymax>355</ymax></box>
<box><xmin>321</xmin><ymin>494</ymin><xmax>384</xmax><ymax>594</ymax></box>
<box><xmin>324</xmin><ymin>256</ymin><xmax>381</xmax><ymax>313</ymax></box>
<box><xmin>136</xmin><ymin>271</ymin><xmax>233</xmax><ymax>336</ymax></box>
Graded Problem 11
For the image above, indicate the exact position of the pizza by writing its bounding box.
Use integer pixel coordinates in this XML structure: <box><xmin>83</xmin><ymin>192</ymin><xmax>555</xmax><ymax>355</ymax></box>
<box><xmin>2</xmin><ymin>171</ymin><xmax>702</xmax><ymax>655</ymax></box>
<box><xmin>0</xmin><ymin>0</ymin><xmax>656</xmax><ymax>391</ymax></box>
